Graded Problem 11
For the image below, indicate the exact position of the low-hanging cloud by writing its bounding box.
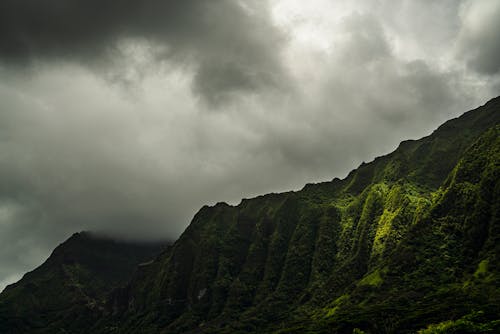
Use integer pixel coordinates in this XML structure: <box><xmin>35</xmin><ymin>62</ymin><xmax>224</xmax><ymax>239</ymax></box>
<box><xmin>0</xmin><ymin>0</ymin><xmax>499</xmax><ymax>291</ymax></box>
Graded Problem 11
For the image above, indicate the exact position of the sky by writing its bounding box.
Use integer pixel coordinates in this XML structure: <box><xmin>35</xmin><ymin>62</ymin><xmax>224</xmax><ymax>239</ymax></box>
<box><xmin>0</xmin><ymin>0</ymin><xmax>499</xmax><ymax>291</ymax></box>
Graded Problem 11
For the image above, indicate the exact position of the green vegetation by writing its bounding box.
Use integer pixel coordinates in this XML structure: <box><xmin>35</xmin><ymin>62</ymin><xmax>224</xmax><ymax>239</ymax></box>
<box><xmin>418</xmin><ymin>311</ymin><xmax>500</xmax><ymax>333</ymax></box>
<box><xmin>475</xmin><ymin>259</ymin><xmax>489</xmax><ymax>279</ymax></box>
<box><xmin>1</xmin><ymin>97</ymin><xmax>499</xmax><ymax>333</ymax></box>
<box><xmin>0</xmin><ymin>232</ymin><xmax>165</xmax><ymax>334</ymax></box>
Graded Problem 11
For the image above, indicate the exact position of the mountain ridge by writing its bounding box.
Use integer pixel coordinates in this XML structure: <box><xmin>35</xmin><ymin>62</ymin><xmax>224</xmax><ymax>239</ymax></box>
<box><xmin>1</xmin><ymin>96</ymin><xmax>499</xmax><ymax>333</ymax></box>
<box><xmin>97</xmin><ymin>96</ymin><xmax>499</xmax><ymax>333</ymax></box>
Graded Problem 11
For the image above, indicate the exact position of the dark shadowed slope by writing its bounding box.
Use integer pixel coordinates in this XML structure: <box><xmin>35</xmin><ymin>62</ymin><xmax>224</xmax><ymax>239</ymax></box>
<box><xmin>0</xmin><ymin>232</ymin><xmax>167</xmax><ymax>333</ymax></box>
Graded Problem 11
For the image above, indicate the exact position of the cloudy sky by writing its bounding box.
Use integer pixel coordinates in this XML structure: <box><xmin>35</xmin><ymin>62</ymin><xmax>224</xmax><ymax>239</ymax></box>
<box><xmin>0</xmin><ymin>0</ymin><xmax>499</xmax><ymax>290</ymax></box>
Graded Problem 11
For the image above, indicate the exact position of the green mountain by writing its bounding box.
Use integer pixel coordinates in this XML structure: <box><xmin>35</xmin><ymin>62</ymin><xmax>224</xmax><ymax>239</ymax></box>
<box><xmin>0</xmin><ymin>232</ymin><xmax>167</xmax><ymax>333</ymax></box>
<box><xmin>1</xmin><ymin>97</ymin><xmax>499</xmax><ymax>333</ymax></box>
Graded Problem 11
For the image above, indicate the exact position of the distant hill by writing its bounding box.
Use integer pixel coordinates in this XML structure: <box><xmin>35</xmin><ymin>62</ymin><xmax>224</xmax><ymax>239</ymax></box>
<box><xmin>0</xmin><ymin>232</ymin><xmax>167</xmax><ymax>333</ymax></box>
<box><xmin>1</xmin><ymin>97</ymin><xmax>499</xmax><ymax>333</ymax></box>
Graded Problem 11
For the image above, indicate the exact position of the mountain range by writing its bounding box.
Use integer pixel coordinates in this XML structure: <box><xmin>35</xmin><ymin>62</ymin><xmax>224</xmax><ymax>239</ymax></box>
<box><xmin>1</xmin><ymin>97</ymin><xmax>499</xmax><ymax>333</ymax></box>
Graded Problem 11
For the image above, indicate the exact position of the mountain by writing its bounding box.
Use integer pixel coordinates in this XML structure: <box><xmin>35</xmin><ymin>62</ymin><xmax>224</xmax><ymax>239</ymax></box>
<box><xmin>1</xmin><ymin>97</ymin><xmax>499</xmax><ymax>333</ymax></box>
<box><xmin>0</xmin><ymin>232</ymin><xmax>167</xmax><ymax>333</ymax></box>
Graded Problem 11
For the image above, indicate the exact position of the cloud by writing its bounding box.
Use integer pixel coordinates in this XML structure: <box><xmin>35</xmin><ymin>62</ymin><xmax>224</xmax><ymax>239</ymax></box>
<box><xmin>457</xmin><ymin>0</ymin><xmax>500</xmax><ymax>75</ymax></box>
<box><xmin>261</xmin><ymin>11</ymin><xmax>480</xmax><ymax>177</ymax></box>
<box><xmin>0</xmin><ymin>0</ymin><xmax>288</xmax><ymax>105</ymax></box>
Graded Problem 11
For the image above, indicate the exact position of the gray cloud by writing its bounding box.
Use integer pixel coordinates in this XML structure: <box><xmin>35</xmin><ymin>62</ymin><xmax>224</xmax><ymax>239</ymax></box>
<box><xmin>0</xmin><ymin>0</ymin><xmax>288</xmax><ymax>105</ymax></box>
<box><xmin>258</xmin><ymin>12</ymin><xmax>479</xmax><ymax>178</ymax></box>
<box><xmin>0</xmin><ymin>1</ymin><xmax>498</xmax><ymax>291</ymax></box>
<box><xmin>456</xmin><ymin>0</ymin><xmax>500</xmax><ymax>76</ymax></box>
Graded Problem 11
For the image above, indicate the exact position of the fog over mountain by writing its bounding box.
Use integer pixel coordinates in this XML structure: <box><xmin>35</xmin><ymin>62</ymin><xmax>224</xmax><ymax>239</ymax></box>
<box><xmin>0</xmin><ymin>0</ymin><xmax>499</xmax><ymax>290</ymax></box>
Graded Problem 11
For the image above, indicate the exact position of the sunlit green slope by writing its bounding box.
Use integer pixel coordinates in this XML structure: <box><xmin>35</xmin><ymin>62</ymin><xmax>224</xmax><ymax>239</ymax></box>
<box><xmin>99</xmin><ymin>97</ymin><xmax>500</xmax><ymax>334</ymax></box>
<box><xmin>1</xmin><ymin>97</ymin><xmax>498</xmax><ymax>334</ymax></box>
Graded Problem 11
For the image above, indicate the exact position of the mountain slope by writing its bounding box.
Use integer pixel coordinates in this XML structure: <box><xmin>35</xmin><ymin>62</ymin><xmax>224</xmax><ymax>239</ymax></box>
<box><xmin>1</xmin><ymin>97</ymin><xmax>499</xmax><ymax>334</ymax></box>
<box><xmin>95</xmin><ymin>97</ymin><xmax>499</xmax><ymax>333</ymax></box>
<box><xmin>306</xmin><ymin>124</ymin><xmax>500</xmax><ymax>333</ymax></box>
<box><xmin>0</xmin><ymin>232</ymin><xmax>166</xmax><ymax>333</ymax></box>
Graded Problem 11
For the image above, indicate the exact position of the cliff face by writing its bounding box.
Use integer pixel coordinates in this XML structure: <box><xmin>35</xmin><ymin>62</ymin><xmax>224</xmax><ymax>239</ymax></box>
<box><xmin>100</xmin><ymin>97</ymin><xmax>500</xmax><ymax>333</ymax></box>
<box><xmin>1</xmin><ymin>97</ymin><xmax>499</xmax><ymax>334</ymax></box>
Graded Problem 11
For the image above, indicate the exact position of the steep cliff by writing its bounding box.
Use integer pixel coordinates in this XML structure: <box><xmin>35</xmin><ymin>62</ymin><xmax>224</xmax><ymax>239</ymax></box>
<box><xmin>1</xmin><ymin>97</ymin><xmax>499</xmax><ymax>334</ymax></box>
<box><xmin>99</xmin><ymin>97</ymin><xmax>500</xmax><ymax>333</ymax></box>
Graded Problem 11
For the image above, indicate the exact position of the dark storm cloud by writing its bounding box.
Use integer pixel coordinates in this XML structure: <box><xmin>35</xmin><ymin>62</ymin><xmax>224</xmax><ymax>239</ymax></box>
<box><xmin>0</xmin><ymin>0</ymin><xmax>287</xmax><ymax>104</ymax></box>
